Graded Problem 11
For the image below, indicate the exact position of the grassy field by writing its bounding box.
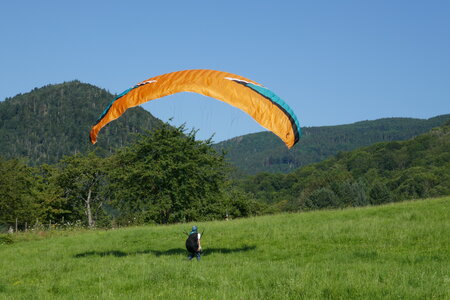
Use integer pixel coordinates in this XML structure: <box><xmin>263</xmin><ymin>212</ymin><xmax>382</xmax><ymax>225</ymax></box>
<box><xmin>1</xmin><ymin>197</ymin><xmax>449</xmax><ymax>299</ymax></box>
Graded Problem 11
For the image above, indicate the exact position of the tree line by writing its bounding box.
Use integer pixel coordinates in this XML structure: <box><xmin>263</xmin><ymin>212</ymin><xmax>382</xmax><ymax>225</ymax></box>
<box><xmin>235</xmin><ymin>122</ymin><xmax>450</xmax><ymax>211</ymax></box>
<box><xmin>1</xmin><ymin>121</ymin><xmax>449</xmax><ymax>231</ymax></box>
<box><xmin>0</xmin><ymin>124</ymin><xmax>267</xmax><ymax>231</ymax></box>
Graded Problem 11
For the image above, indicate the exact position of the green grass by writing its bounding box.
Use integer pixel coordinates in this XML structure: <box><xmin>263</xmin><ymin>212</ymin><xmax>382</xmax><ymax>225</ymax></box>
<box><xmin>1</xmin><ymin>197</ymin><xmax>449</xmax><ymax>299</ymax></box>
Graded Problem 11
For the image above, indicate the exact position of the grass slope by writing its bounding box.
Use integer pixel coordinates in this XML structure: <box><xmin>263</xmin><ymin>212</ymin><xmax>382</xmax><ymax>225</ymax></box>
<box><xmin>1</xmin><ymin>197</ymin><xmax>449</xmax><ymax>299</ymax></box>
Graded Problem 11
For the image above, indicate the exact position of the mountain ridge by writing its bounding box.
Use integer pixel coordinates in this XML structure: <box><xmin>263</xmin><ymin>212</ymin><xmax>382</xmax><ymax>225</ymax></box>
<box><xmin>1</xmin><ymin>81</ymin><xmax>448</xmax><ymax>173</ymax></box>
<box><xmin>0</xmin><ymin>80</ymin><xmax>163</xmax><ymax>165</ymax></box>
<box><xmin>214</xmin><ymin>114</ymin><xmax>450</xmax><ymax>175</ymax></box>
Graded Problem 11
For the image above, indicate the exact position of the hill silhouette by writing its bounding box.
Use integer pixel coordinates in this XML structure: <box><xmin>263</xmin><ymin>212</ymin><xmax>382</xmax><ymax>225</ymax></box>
<box><xmin>214</xmin><ymin>114</ymin><xmax>450</xmax><ymax>175</ymax></box>
<box><xmin>0</xmin><ymin>81</ymin><xmax>163</xmax><ymax>165</ymax></box>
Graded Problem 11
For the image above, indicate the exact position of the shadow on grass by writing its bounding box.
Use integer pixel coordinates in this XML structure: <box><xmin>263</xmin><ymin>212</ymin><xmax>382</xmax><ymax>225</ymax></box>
<box><xmin>74</xmin><ymin>245</ymin><xmax>256</xmax><ymax>258</ymax></box>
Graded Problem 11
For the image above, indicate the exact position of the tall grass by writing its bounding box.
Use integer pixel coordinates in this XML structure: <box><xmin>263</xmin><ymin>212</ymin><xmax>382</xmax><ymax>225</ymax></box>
<box><xmin>1</xmin><ymin>197</ymin><xmax>449</xmax><ymax>299</ymax></box>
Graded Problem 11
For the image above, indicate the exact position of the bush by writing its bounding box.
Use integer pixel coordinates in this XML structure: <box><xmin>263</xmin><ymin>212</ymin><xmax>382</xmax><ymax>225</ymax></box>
<box><xmin>0</xmin><ymin>234</ymin><xmax>14</xmax><ymax>245</ymax></box>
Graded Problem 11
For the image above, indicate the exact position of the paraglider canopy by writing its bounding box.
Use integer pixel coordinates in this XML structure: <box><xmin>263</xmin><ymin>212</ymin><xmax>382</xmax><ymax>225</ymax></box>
<box><xmin>90</xmin><ymin>69</ymin><xmax>301</xmax><ymax>148</ymax></box>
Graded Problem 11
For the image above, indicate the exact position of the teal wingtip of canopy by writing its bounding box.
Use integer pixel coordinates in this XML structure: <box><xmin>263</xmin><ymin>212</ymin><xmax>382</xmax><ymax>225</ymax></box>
<box><xmin>246</xmin><ymin>83</ymin><xmax>302</xmax><ymax>143</ymax></box>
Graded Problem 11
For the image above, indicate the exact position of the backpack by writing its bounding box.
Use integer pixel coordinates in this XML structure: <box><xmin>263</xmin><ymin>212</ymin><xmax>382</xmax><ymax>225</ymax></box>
<box><xmin>186</xmin><ymin>233</ymin><xmax>199</xmax><ymax>253</ymax></box>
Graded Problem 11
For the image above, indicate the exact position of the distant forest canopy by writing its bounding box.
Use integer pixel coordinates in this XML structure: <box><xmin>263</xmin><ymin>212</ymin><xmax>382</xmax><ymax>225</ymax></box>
<box><xmin>0</xmin><ymin>81</ymin><xmax>163</xmax><ymax>165</ymax></box>
<box><xmin>235</xmin><ymin>120</ymin><xmax>450</xmax><ymax>211</ymax></box>
<box><xmin>214</xmin><ymin>114</ymin><xmax>450</xmax><ymax>175</ymax></box>
<box><xmin>0</xmin><ymin>80</ymin><xmax>449</xmax><ymax>174</ymax></box>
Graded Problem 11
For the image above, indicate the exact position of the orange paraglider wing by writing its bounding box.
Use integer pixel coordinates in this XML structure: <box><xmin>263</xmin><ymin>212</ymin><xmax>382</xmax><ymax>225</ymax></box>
<box><xmin>90</xmin><ymin>69</ymin><xmax>301</xmax><ymax>148</ymax></box>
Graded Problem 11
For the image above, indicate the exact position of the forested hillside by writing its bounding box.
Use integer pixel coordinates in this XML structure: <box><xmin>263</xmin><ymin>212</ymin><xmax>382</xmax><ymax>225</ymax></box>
<box><xmin>2</xmin><ymin>81</ymin><xmax>448</xmax><ymax>173</ymax></box>
<box><xmin>1</xmin><ymin>117</ymin><xmax>449</xmax><ymax>230</ymax></box>
<box><xmin>236</xmin><ymin>120</ymin><xmax>450</xmax><ymax>210</ymax></box>
<box><xmin>0</xmin><ymin>81</ymin><xmax>163</xmax><ymax>165</ymax></box>
<box><xmin>1</xmin><ymin>81</ymin><xmax>449</xmax><ymax>229</ymax></box>
<box><xmin>215</xmin><ymin>114</ymin><xmax>450</xmax><ymax>175</ymax></box>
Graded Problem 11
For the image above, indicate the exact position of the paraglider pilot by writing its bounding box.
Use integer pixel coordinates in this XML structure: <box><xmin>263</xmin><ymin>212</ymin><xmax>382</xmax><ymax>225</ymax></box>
<box><xmin>186</xmin><ymin>225</ymin><xmax>202</xmax><ymax>261</ymax></box>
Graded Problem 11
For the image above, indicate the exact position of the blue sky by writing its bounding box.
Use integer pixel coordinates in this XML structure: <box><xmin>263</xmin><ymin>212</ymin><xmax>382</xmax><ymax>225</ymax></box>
<box><xmin>1</xmin><ymin>1</ymin><xmax>449</xmax><ymax>142</ymax></box>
